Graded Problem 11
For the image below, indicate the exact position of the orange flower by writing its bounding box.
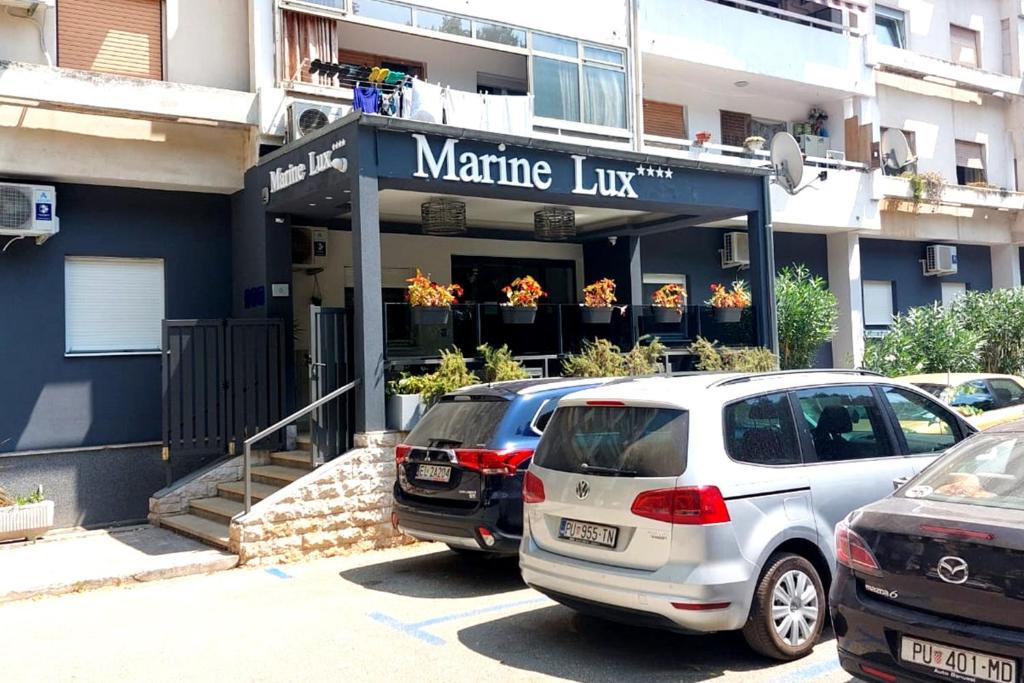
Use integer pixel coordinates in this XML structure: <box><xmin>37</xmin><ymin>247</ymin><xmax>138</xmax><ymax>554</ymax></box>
<box><xmin>583</xmin><ymin>278</ymin><xmax>617</xmax><ymax>308</ymax></box>
<box><xmin>502</xmin><ymin>276</ymin><xmax>547</xmax><ymax>308</ymax></box>
<box><xmin>406</xmin><ymin>269</ymin><xmax>462</xmax><ymax>308</ymax></box>
<box><xmin>652</xmin><ymin>283</ymin><xmax>686</xmax><ymax>309</ymax></box>
<box><xmin>706</xmin><ymin>280</ymin><xmax>751</xmax><ymax>309</ymax></box>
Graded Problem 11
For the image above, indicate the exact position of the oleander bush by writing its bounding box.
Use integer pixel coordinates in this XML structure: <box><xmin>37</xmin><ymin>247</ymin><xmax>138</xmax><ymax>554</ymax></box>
<box><xmin>775</xmin><ymin>265</ymin><xmax>838</xmax><ymax>369</ymax></box>
<box><xmin>862</xmin><ymin>303</ymin><xmax>983</xmax><ymax>376</ymax></box>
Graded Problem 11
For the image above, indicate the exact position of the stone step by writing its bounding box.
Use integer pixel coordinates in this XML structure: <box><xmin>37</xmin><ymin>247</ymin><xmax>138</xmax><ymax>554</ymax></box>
<box><xmin>251</xmin><ymin>465</ymin><xmax>307</xmax><ymax>487</ymax></box>
<box><xmin>189</xmin><ymin>496</ymin><xmax>244</xmax><ymax>524</ymax></box>
<box><xmin>160</xmin><ymin>514</ymin><xmax>230</xmax><ymax>550</ymax></box>
<box><xmin>296</xmin><ymin>434</ymin><xmax>312</xmax><ymax>450</ymax></box>
<box><xmin>270</xmin><ymin>450</ymin><xmax>315</xmax><ymax>471</ymax></box>
<box><xmin>217</xmin><ymin>480</ymin><xmax>280</xmax><ymax>504</ymax></box>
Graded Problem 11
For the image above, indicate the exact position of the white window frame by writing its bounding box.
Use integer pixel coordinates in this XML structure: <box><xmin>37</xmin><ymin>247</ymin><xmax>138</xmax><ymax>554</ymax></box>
<box><xmin>64</xmin><ymin>257</ymin><xmax>166</xmax><ymax>357</ymax></box>
<box><xmin>875</xmin><ymin>6</ymin><xmax>907</xmax><ymax>49</ymax></box>
<box><xmin>863</xmin><ymin>280</ymin><xmax>895</xmax><ymax>327</ymax></box>
<box><xmin>941</xmin><ymin>282</ymin><xmax>967</xmax><ymax>309</ymax></box>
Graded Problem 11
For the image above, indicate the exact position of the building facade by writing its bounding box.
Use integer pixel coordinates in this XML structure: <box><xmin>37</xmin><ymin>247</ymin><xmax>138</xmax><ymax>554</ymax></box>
<box><xmin>3</xmin><ymin>0</ymin><xmax>1024</xmax><ymax>528</ymax></box>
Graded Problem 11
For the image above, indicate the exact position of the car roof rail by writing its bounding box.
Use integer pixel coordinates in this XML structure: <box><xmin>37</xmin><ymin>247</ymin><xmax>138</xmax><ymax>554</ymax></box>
<box><xmin>708</xmin><ymin>368</ymin><xmax>884</xmax><ymax>388</ymax></box>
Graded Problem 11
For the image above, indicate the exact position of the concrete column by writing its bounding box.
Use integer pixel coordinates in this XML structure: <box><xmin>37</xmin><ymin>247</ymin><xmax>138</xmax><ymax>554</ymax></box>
<box><xmin>351</xmin><ymin>158</ymin><xmax>385</xmax><ymax>433</ymax></box>
<box><xmin>748</xmin><ymin>178</ymin><xmax>778</xmax><ymax>353</ymax></box>
<box><xmin>991</xmin><ymin>244</ymin><xmax>1022</xmax><ymax>289</ymax></box>
<box><xmin>628</xmin><ymin>235</ymin><xmax>643</xmax><ymax>342</ymax></box>
<box><xmin>827</xmin><ymin>232</ymin><xmax>865</xmax><ymax>368</ymax></box>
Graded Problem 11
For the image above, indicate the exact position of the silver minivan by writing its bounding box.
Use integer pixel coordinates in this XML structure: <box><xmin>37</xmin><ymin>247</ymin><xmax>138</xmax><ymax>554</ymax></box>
<box><xmin>519</xmin><ymin>370</ymin><xmax>974</xmax><ymax>660</ymax></box>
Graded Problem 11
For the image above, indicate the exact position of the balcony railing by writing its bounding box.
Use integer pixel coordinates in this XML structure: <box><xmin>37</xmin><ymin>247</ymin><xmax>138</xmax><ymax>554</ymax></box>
<box><xmin>704</xmin><ymin>0</ymin><xmax>866</xmax><ymax>36</ymax></box>
<box><xmin>642</xmin><ymin>134</ymin><xmax>868</xmax><ymax>173</ymax></box>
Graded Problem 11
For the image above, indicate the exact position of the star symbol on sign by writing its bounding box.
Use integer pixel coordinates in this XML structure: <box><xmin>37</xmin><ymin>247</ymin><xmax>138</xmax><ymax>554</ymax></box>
<box><xmin>655</xmin><ymin>167</ymin><xmax>665</xmax><ymax>178</ymax></box>
<box><xmin>636</xmin><ymin>164</ymin><xmax>646</xmax><ymax>176</ymax></box>
<box><xmin>665</xmin><ymin>168</ymin><xmax>673</xmax><ymax>179</ymax></box>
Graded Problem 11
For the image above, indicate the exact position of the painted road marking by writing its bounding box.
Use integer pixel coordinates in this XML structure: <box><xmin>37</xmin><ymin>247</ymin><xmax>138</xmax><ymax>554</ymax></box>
<box><xmin>786</xmin><ymin>655</ymin><xmax>842</xmax><ymax>681</ymax></box>
<box><xmin>265</xmin><ymin>567</ymin><xmax>292</xmax><ymax>579</ymax></box>
<box><xmin>369</xmin><ymin>596</ymin><xmax>550</xmax><ymax>646</ymax></box>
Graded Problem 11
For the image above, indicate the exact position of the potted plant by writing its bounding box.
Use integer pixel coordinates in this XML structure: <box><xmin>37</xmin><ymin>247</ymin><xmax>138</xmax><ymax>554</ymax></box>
<box><xmin>386</xmin><ymin>348</ymin><xmax>478</xmax><ymax>431</ymax></box>
<box><xmin>501</xmin><ymin>275</ymin><xmax>546</xmax><ymax>324</ymax></box>
<box><xmin>743</xmin><ymin>135</ymin><xmax>766</xmax><ymax>153</ymax></box>
<box><xmin>651</xmin><ymin>283</ymin><xmax>686</xmax><ymax>323</ymax></box>
<box><xmin>406</xmin><ymin>269</ymin><xmax>463</xmax><ymax>326</ymax></box>
<box><xmin>707</xmin><ymin>280</ymin><xmax>752</xmax><ymax>323</ymax></box>
<box><xmin>0</xmin><ymin>486</ymin><xmax>54</xmax><ymax>542</ymax></box>
<box><xmin>581</xmin><ymin>278</ymin><xmax>618</xmax><ymax>324</ymax></box>
<box><xmin>693</xmin><ymin>131</ymin><xmax>712</xmax><ymax>147</ymax></box>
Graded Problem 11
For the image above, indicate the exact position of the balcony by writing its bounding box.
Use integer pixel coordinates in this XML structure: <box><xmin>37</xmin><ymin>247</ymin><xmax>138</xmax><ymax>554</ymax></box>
<box><xmin>639</xmin><ymin>0</ymin><xmax>872</xmax><ymax>96</ymax></box>
<box><xmin>871</xmin><ymin>43</ymin><xmax>1023</xmax><ymax>97</ymax></box>
<box><xmin>875</xmin><ymin>174</ymin><xmax>1024</xmax><ymax>215</ymax></box>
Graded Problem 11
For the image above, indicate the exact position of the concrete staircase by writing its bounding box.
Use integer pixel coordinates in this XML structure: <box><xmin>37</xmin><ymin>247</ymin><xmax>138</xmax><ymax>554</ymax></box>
<box><xmin>160</xmin><ymin>439</ymin><xmax>315</xmax><ymax>550</ymax></box>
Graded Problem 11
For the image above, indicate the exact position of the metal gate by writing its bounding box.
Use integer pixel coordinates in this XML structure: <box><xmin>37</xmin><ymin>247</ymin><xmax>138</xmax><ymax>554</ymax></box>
<box><xmin>309</xmin><ymin>306</ymin><xmax>350</xmax><ymax>464</ymax></box>
<box><xmin>162</xmin><ymin>319</ymin><xmax>286</xmax><ymax>458</ymax></box>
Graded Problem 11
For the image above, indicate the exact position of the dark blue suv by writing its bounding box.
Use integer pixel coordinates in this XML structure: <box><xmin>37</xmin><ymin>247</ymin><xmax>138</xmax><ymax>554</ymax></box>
<box><xmin>392</xmin><ymin>378</ymin><xmax>606</xmax><ymax>555</ymax></box>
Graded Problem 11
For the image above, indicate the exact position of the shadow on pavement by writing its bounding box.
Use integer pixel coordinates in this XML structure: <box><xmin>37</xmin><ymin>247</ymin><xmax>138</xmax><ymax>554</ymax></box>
<box><xmin>458</xmin><ymin>604</ymin><xmax>842</xmax><ymax>683</ymax></box>
<box><xmin>339</xmin><ymin>547</ymin><xmax>524</xmax><ymax>599</ymax></box>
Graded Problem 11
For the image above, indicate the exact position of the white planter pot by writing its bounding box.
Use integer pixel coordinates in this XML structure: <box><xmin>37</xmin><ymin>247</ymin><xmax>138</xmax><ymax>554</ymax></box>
<box><xmin>387</xmin><ymin>394</ymin><xmax>425</xmax><ymax>432</ymax></box>
<box><xmin>0</xmin><ymin>500</ymin><xmax>54</xmax><ymax>542</ymax></box>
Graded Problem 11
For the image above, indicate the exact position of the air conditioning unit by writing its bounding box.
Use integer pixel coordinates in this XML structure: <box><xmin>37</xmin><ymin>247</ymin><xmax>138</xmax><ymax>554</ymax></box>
<box><xmin>721</xmin><ymin>231</ymin><xmax>750</xmax><ymax>268</ymax></box>
<box><xmin>923</xmin><ymin>244</ymin><xmax>958</xmax><ymax>276</ymax></box>
<box><xmin>0</xmin><ymin>183</ymin><xmax>59</xmax><ymax>245</ymax></box>
<box><xmin>287</xmin><ymin>101</ymin><xmax>347</xmax><ymax>143</ymax></box>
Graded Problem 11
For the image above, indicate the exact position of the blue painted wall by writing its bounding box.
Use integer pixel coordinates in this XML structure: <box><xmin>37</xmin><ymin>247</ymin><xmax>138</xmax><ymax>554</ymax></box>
<box><xmin>0</xmin><ymin>183</ymin><xmax>232</xmax><ymax>454</ymax></box>
<box><xmin>860</xmin><ymin>239</ymin><xmax>992</xmax><ymax>313</ymax></box>
<box><xmin>773</xmin><ymin>231</ymin><xmax>832</xmax><ymax>367</ymax></box>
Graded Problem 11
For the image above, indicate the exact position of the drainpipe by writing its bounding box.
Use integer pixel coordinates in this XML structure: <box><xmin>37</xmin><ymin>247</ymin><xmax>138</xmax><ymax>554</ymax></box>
<box><xmin>628</xmin><ymin>0</ymin><xmax>644</xmax><ymax>153</ymax></box>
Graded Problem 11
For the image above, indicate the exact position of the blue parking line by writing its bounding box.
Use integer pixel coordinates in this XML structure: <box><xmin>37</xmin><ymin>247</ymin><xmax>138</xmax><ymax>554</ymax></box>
<box><xmin>785</xmin><ymin>656</ymin><xmax>842</xmax><ymax>681</ymax></box>
<box><xmin>265</xmin><ymin>567</ymin><xmax>292</xmax><ymax>579</ymax></box>
<box><xmin>368</xmin><ymin>596</ymin><xmax>550</xmax><ymax>646</ymax></box>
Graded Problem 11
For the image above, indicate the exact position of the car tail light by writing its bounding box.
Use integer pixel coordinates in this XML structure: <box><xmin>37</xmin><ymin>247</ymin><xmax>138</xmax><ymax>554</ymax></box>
<box><xmin>395</xmin><ymin>444</ymin><xmax>411</xmax><ymax>465</ymax></box>
<box><xmin>454</xmin><ymin>448</ymin><xmax>534</xmax><ymax>476</ymax></box>
<box><xmin>523</xmin><ymin>471</ymin><xmax>546</xmax><ymax>504</ymax></box>
<box><xmin>836</xmin><ymin>520</ymin><xmax>881</xmax><ymax>576</ymax></box>
<box><xmin>630</xmin><ymin>487</ymin><xmax>731</xmax><ymax>525</ymax></box>
<box><xmin>586</xmin><ymin>400</ymin><xmax>624</xmax><ymax>406</ymax></box>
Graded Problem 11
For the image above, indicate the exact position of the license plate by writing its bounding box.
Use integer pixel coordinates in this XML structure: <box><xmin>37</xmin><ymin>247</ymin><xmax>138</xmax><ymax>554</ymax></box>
<box><xmin>901</xmin><ymin>636</ymin><xmax>1017</xmax><ymax>683</ymax></box>
<box><xmin>416</xmin><ymin>464</ymin><xmax>451</xmax><ymax>482</ymax></box>
<box><xmin>558</xmin><ymin>518</ymin><xmax>618</xmax><ymax>548</ymax></box>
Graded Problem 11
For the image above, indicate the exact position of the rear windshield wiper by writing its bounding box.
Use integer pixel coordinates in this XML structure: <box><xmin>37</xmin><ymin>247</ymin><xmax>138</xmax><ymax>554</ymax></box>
<box><xmin>579</xmin><ymin>463</ymin><xmax>638</xmax><ymax>477</ymax></box>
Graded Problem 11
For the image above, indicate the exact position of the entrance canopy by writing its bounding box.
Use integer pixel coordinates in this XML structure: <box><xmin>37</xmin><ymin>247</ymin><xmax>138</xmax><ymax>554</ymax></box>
<box><xmin>238</xmin><ymin>114</ymin><xmax>776</xmax><ymax>432</ymax></box>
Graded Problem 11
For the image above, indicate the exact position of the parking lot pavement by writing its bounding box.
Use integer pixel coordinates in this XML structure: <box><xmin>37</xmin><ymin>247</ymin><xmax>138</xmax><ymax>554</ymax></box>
<box><xmin>0</xmin><ymin>543</ymin><xmax>862</xmax><ymax>682</ymax></box>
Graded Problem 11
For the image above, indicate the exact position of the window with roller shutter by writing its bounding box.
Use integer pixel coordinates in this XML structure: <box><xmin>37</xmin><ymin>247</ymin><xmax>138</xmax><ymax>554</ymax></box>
<box><xmin>643</xmin><ymin>100</ymin><xmax>686</xmax><ymax>139</ymax></box>
<box><xmin>57</xmin><ymin>0</ymin><xmax>163</xmax><ymax>80</ymax></box>
<box><xmin>955</xmin><ymin>140</ymin><xmax>987</xmax><ymax>185</ymax></box>
<box><xmin>720</xmin><ymin>110</ymin><xmax>751</xmax><ymax>147</ymax></box>
<box><xmin>950</xmin><ymin>24</ymin><xmax>980</xmax><ymax>68</ymax></box>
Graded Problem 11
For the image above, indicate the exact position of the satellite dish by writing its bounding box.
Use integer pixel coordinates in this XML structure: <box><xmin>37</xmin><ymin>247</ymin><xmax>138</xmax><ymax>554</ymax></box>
<box><xmin>881</xmin><ymin>128</ymin><xmax>917</xmax><ymax>173</ymax></box>
<box><xmin>770</xmin><ymin>132</ymin><xmax>805</xmax><ymax>194</ymax></box>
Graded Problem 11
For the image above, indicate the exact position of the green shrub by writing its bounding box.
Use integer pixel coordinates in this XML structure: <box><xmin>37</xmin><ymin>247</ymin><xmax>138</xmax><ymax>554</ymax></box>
<box><xmin>477</xmin><ymin>343</ymin><xmax>530</xmax><ymax>382</ymax></box>
<box><xmin>561</xmin><ymin>337</ymin><xmax>666</xmax><ymax>378</ymax></box>
<box><xmin>951</xmin><ymin>289</ymin><xmax>1024</xmax><ymax>374</ymax></box>
<box><xmin>862</xmin><ymin>303</ymin><xmax>983</xmax><ymax>376</ymax></box>
<box><xmin>691</xmin><ymin>336</ymin><xmax>778</xmax><ymax>372</ymax></box>
<box><xmin>386</xmin><ymin>347</ymin><xmax>479</xmax><ymax>404</ymax></box>
<box><xmin>776</xmin><ymin>265</ymin><xmax>838</xmax><ymax>369</ymax></box>
<box><xmin>623</xmin><ymin>336</ymin><xmax>667</xmax><ymax>376</ymax></box>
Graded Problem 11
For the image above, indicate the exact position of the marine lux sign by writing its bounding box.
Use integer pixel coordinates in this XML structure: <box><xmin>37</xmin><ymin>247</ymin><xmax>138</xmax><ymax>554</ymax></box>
<box><xmin>266</xmin><ymin>139</ymin><xmax>347</xmax><ymax>196</ymax></box>
<box><xmin>412</xmin><ymin>133</ymin><xmax>659</xmax><ymax>199</ymax></box>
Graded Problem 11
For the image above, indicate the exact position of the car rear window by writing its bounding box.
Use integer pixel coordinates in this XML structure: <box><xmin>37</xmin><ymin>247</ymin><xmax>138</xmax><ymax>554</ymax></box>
<box><xmin>405</xmin><ymin>398</ymin><xmax>509</xmax><ymax>448</ymax></box>
<box><xmin>900</xmin><ymin>434</ymin><xmax>1024</xmax><ymax>511</ymax></box>
<box><xmin>533</xmin><ymin>406</ymin><xmax>688</xmax><ymax>477</ymax></box>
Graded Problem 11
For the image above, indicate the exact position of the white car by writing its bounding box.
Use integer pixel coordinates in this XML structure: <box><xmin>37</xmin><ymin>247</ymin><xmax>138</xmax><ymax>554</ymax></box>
<box><xmin>519</xmin><ymin>370</ymin><xmax>975</xmax><ymax>660</ymax></box>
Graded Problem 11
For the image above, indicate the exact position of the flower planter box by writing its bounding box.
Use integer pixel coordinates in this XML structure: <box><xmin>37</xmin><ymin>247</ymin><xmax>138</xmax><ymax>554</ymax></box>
<box><xmin>714</xmin><ymin>306</ymin><xmax>745</xmax><ymax>323</ymax></box>
<box><xmin>501</xmin><ymin>306</ymin><xmax>537</xmax><ymax>324</ymax></box>
<box><xmin>653</xmin><ymin>307</ymin><xmax>683</xmax><ymax>324</ymax></box>
<box><xmin>581</xmin><ymin>307</ymin><xmax>613</xmax><ymax>324</ymax></box>
<box><xmin>411</xmin><ymin>306</ymin><xmax>450</xmax><ymax>326</ymax></box>
<box><xmin>386</xmin><ymin>394</ymin><xmax>425</xmax><ymax>432</ymax></box>
<box><xmin>0</xmin><ymin>500</ymin><xmax>54</xmax><ymax>542</ymax></box>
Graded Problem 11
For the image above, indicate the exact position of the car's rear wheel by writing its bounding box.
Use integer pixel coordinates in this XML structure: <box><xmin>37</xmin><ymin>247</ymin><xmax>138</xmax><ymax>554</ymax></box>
<box><xmin>742</xmin><ymin>553</ymin><xmax>825</xmax><ymax>661</ymax></box>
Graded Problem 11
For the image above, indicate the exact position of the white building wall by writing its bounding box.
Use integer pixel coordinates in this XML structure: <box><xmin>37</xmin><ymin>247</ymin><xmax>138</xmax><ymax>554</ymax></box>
<box><xmin>888</xmin><ymin>0</ymin><xmax>1008</xmax><ymax>72</ymax></box>
<box><xmin>0</xmin><ymin>7</ymin><xmax>56</xmax><ymax>65</ymax></box>
<box><xmin>166</xmin><ymin>0</ymin><xmax>251</xmax><ymax>91</ymax></box>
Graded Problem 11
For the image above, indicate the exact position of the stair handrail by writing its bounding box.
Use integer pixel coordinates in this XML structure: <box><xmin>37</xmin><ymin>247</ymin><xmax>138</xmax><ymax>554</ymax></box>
<box><xmin>241</xmin><ymin>378</ymin><xmax>361</xmax><ymax>515</ymax></box>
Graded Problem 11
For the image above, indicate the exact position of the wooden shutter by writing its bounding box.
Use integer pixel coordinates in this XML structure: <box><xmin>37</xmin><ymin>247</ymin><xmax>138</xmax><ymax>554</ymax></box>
<box><xmin>643</xmin><ymin>100</ymin><xmax>685</xmax><ymax>139</ymax></box>
<box><xmin>720</xmin><ymin>110</ymin><xmax>751</xmax><ymax>147</ymax></box>
<box><xmin>955</xmin><ymin>141</ymin><xmax>985</xmax><ymax>169</ymax></box>
<box><xmin>950</xmin><ymin>25</ymin><xmax>979</xmax><ymax>68</ymax></box>
<box><xmin>58</xmin><ymin>0</ymin><xmax>163</xmax><ymax>79</ymax></box>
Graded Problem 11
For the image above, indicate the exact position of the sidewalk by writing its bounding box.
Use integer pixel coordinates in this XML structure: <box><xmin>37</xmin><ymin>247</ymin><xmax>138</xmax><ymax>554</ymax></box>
<box><xmin>0</xmin><ymin>525</ymin><xmax>237</xmax><ymax>603</ymax></box>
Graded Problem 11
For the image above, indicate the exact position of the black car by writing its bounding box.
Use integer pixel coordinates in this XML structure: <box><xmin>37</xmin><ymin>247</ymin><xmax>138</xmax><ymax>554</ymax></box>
<box><xmin>831</xmin><ymin>419</ymin><xmax>1024</xmax><ymax>683</ymax></box>
<box><xmin>392</xmin><ymin>378</ymin><xmax>606</xmax><ymax>555</ymax></box>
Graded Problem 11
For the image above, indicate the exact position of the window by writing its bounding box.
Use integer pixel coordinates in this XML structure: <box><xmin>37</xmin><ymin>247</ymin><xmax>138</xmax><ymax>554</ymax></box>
<box><xmin>352</xmin><ymin>0</ymin><xmax>412</xmax><ymax>26</ymax></box>
<box><xmin>532</xmin><ymin>34</ymin><xmax>627</xmax><ymax>129</ymax></box>
<box><xmin>65</xmin><ymin>257</ymin><xmax>165</xmax><ymax>354</ymax></box>
<box><xmin>531</xmin><ymin>400</ymin><xmax>558</xmax><ymax>434</ymax></box>
<box><xmin>477</xmin><ymin>73</ymin><xmax>528</xmax><ymax>97</ymax></box>
<box><xmin>405</xmin><ymin>398</ymin><xmax>509</xmax><ymax>448</ymax></box>
<box><xmin>941</xmin><ymin>282</ymin><xmax>966</xmax><ymax>309</ymax></box>
<box><xmin>720</xmin><ymin>111</ymin><xmax>786</xmax><ymax>148</ymax></box>
<box><xmin>882</xmin><ymin>387</ymin><xmax>959</xmax><ymax>454</ymax></box>
<box><xmin>643</xmin><ymin>100</ymin><xmax>686</xmax><ymax>139</ymax></box>
<box><xmin>724</xmin><ymin>393</ymin><xmax>802</xmax><ymax>466</ymax></box>
<box><xmin>863</xmin><ymin>280</ymin><xmax>895</xmax><ymax>326</ymax></box>
<box><xmin>794</xmin><ymin>386</ymin><xmax>892</xmax><ymax>461</ymax></box>
<box><xmin>950</xmin><ymin>24</ymin><xmax>980</xmax><ymax>68</ymax></box>
<box><xmin>944</xmin><ymin>380</ymin><xmax>996</xmax><ymax>412</ymax></box>
<box><xmin>473</xmin><ymin>21</ymin><xmax>527</xmax><ymax>48</ymax></box>
<box><xmin>1002</xmin><ymin>18</ymin><xmax>1012</xmax><ymax>75</ymax></box>
<box><xmin>875</xmin><ymin>6</ymin><xmax>907</xmax><ymax>49</ymax></box>
<box><xmin>57</xmin><ymin>0</ymin><xmax>163</xmax><ymax>79</ymax></box>
<box><xmin>415</xmin><ymin>10</ymin><xmax>470</xmax><ymax>37</ymax></box>
<box><xmin>989</xmin><ymin>379</ymin><xmax>1024</xmax><ymax>408</ymax></box>
<box><xmin>956</xmin><ymin>140</ymin><xmax>987</xmax><ymax>185</ymax></box>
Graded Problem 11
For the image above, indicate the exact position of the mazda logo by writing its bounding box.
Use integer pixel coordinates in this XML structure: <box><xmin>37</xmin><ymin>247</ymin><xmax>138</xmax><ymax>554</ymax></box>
<box><xmin>937</xmin><ymin>556</ymin><xmax>969</xmax><ymax>585</ymax></box>
<box><xmin>575</xmin><ymin>480</ymin><xmax>590</xmax><ymax>500</ymax></box>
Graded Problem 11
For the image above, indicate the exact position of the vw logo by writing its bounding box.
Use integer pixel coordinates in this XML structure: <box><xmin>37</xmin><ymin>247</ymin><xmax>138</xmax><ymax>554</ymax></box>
<box><xmin>575</xmin><ymin>480</ymin><xmax>590</xmax><ymax>500</ymax></box>
<box><xmin>937</xmin><ymin>556</ymin><xmax>969</xmax><ymax>585</ymax></box>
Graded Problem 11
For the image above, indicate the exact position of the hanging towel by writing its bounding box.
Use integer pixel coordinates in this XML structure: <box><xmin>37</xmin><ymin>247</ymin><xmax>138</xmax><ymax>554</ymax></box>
<box><xmin>353</xmin><ymin>85</ymin><xmax>381</xmax><ymax>114</ymax></box>
<box><xmin>482</xmin><ymin>93</ymin><xmax>510</xmax><ymax>133</ymax></box>
<box><xmin>409</xmin><ymin>79</ymin><xmax>444</xmax><ymax>123</ymax></box>
<box><xmin>443</xmin><ymin>88</ymin><xmax>485</xmax><ymax>129</ymax></box>
<box><xmin>504</xmin><ymin>95</ymin><xmax>534</xmax><ymax>136</ymax></box>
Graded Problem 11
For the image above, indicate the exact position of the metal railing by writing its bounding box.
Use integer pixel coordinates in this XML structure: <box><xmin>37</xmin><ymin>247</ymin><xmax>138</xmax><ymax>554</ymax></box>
<box><xmin>240</xmin><ymin>378</ymin><xmax>361</xmax><ymax>515</ymax></box>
